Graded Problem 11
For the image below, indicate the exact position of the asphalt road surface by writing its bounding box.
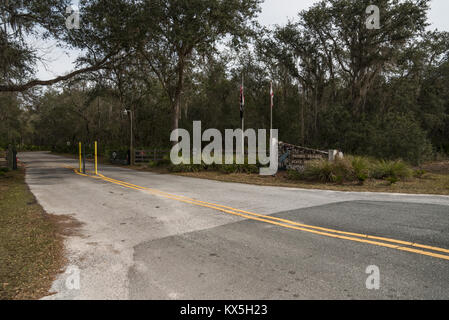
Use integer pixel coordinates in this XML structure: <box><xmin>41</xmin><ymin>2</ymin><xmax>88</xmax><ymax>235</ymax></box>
<box><xmin>19</xmin><ymin>152</ymin><xmax>449</xmax><ymax>300</ymax></box>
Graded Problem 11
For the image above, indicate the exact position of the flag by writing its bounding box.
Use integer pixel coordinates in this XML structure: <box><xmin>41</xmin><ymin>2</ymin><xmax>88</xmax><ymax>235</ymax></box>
<box><xmin>270</xmin><ymin>81</ymin><xmax>274</xmax><ymax>108</ymax></box>
<box><xmin>240</xmin><ymin>84</ymin><xmax>245</xmax><ymax>119</ymax></box>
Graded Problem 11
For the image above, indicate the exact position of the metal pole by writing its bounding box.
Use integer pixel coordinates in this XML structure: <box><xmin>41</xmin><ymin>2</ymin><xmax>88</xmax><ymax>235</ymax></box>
<box><xmin>270</xmin><ymin>81</ymin><xmax>273</xmax><ymax>132</ymax></box>
<box><xmin>301</xmin><ymin>83</ymin><xmax>305</xmax><ymax>146</ymax></box>
<box><xmin>94</xmin><ymin>141</ymin><xmax>98</xmax><ymax>175</ymax></box>
<box><xmin>241</xmin><ymin>74</ymin><xmax>244</xmax><ymax>156</ymax></box>
<box><xmin>82</xmin><ymin>143</ymin><xmax>86</xmax><ymax>174</ymax></box>
<box><xmin>242</xmin><ymin>118</ymin><xmax>244</xmax><ymax>156</ymax></box>
<box><xmin>270</xmin><ymin>81</ymin><xmax>274</xmax><ymax>151</ymax></box>
<box><xmin>130</xmin><ymin>111</ymin><xmax>134</xmax><ymax>166</ymax></box>
<box><xmin>79</xmin><ymin>142</ymin><xmax>82</xmax><ymax>172</ymax></box>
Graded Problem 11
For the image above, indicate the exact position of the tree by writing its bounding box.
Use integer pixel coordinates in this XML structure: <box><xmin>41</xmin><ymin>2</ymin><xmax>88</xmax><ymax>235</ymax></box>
<box><xmin>136</xmin><ymin>0</ymin><xmax>262</xmax><ymax>135</ymax></box>
<box><xmin>0</xmin><ymin>0</ymin><xmax>119</xmax><ymax>92</ymax></box>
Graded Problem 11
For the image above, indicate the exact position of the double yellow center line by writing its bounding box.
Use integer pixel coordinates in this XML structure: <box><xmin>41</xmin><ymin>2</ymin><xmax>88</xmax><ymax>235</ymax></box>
<box><xmin>68</xmin><ymin>167</ymin><xmax>449</xmax><ymax>261</ymax></box>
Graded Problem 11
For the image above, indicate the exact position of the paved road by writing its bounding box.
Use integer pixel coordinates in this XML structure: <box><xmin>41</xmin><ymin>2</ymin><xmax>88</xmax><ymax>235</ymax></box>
<box><xmin>19</xmin><ymin>152</ymin><xmax>449</xmax><ymax>300</ymax></box>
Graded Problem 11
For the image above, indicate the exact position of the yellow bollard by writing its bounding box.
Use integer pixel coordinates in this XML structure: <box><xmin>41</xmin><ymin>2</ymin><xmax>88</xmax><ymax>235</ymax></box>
<box><xmin>95</xmin><ymin>141</ymin><xmax>98</xmax><ymax>175</ymax></box>
<box><xmin>79</xmin><ymin>142</ymin><xmax>82</xmax><ymax>172</ymax></box>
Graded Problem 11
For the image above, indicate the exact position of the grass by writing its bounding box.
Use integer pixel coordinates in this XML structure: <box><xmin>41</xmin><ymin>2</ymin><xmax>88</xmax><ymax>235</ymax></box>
<box><xmin>0</xmin><ymin>166</ymin><xmax>66</xmax><ymax>300</ymax></box>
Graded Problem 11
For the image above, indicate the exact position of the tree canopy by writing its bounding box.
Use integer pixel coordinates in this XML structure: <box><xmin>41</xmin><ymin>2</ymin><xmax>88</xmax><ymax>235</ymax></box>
<box><xmin>1</xmin><ymin>0</ymin><xmax>448</xmax><ymax>164</ymax></box>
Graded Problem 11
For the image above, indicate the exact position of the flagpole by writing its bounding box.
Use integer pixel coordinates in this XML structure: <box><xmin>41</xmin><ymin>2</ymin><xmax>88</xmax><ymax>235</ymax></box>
<box><xmin>270</xmin><ymin>81</ymin><xmax>273</xmax><ymax>132</ymax></box>
<box><xmin>242</xmin><ymin>74</ymin><xmax>244</xmax><ymax>155</ymax></box>
<box><xmin>270</xmin><ymin>81</ymin><xmax>274</xmax><ymax>148</ymax></box>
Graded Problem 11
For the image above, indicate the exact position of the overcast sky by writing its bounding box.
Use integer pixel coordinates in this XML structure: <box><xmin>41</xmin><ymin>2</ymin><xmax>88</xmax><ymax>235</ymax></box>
<box><xmin>35</xmin><ymin>0</ymin><xmax>449</xmax><ymax>81</ymax></box>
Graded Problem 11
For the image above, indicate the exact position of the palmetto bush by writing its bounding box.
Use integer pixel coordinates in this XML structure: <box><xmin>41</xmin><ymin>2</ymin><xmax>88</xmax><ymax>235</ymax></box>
<box><xmin>371</xmin><ymin>160</ymin><xmax>413</xmax><ymax>180</ymax></box>
<box><xmin>301</xmin><ymin>158</ymin><xmax>355</xmax><ymax>183</ymax></box>
<box><xmin>291</xmin><ymin>157</ymin><xmax>413</xmax><ymax>184</ymax></box>
<box><xmin>351</xmin><ymin>156</ymin><xmax>371</xmax><ymax>184</ymax></box>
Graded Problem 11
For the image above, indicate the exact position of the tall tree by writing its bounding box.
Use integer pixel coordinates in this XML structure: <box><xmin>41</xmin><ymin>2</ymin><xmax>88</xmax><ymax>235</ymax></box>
<box><xmin>0</xmin><ymin>0</ymin><xmax>120</xmax><ymax>92</ymax></box>
<box><xmin>136</xmin><ymin>0</ymin><xmax>262</xmax><ymax>135</ymax></box>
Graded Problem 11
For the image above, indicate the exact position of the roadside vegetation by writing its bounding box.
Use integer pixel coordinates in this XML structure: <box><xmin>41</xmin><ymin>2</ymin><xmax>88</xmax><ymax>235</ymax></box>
<box><xmin>51</xmin><ymin>149</ymin><xmax>449</xmax><ymax>195</ymax></box>
<box><xmin>287</xmin><ymin>157</ymin><xmax>414</xmax><ymax>185</ymax></box>
<box><xmin>174</xmin><ymin>162</ymin><xmax>449</xmax><ymax>196</ymax></box>
<box><xmin>155</xmin><ymin>155</ymin><xmax>449</xmax><ymax>195</ymax></box>
<box><xmin>0</xmin><ymin>163</ymin><xmax>65</xmax><ymax>300</ymax></box>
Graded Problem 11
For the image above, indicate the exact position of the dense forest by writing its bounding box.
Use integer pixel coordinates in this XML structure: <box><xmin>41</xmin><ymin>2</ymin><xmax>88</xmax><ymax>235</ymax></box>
<box><xmin>1</xmin><ymin>0</ymin><xmax>448</xmax><ymax>165</ymax></box>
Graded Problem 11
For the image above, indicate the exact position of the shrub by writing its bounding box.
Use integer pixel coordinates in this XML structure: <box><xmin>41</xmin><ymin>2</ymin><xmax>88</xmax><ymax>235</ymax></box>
<box><xmin>332</xmin><ymin>158</ymin><xmax>356</xmax><ymax>183</ymax></box>
<box><xmin>169</xmin><ymin>156</ymin><xmax>260</xmax><ymax>175</ymax></box>
<box><xmin>372</xmin><ymin>160</ymin><xmax>413</xmax><ymax>180</ymax></box>
<box><xmin>148</xmin><ymin>160</ymin><xmax>158</xmax><ymax>168</ymax></box>
<box><xmin>148</xmin><ymin>159</ymin><xmax>172</xmax><ymax>168</ymax></box>
<box><xmin>301</xmin><ymin>158</ymin><xmax>354</xmax><ymax>183</ymax></box>
<box><xmin>287</xmin><ymin>170</ymin><xmax>302</xmax><ymax>180</ymax></box>
<box><xmin>385</xmin><ymin>176</ymin><xmax>400</xmax><ymax>185</ymax></box>
<box><xmin>301</xmin><ymin>160</ymin><xmax>335</xmax><ymax>182</ymax></box>
<box><xmin>239</xmin><ymin>164</ymin><xmax>259</xmax><ymax>174</ymax></box>
<box><xmin>289</xmin><ymin>156</ymin><xmax>413</xmax><ymax>184</ymax></box>
<box><xmin>414</xmin><ymin>169</ymin><xmax>427</xmax><ymax>178</ymax></box>
<box><xmin>219</xmin><ymin>164</ymin><xmax>239</xmax><ymax>174</ymax></box>
<box><xmin>350</xmin><ymin>156</ymin><xmax>371</xmax><ymax>184</ymax></box>
<box><xmin>169</xmin><ymin>163</ymin><xmax>205</xmax><ymax>173</ymax></box>
<box><xmin>217</xmin><ymin>163</ymin><xmax>258</xmax><ymax>174</ymax></box>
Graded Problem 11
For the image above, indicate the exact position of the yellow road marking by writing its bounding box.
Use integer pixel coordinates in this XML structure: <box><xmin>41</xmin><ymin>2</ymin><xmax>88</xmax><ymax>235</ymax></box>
<box><xmin>96</xmin><ymin>172</ymin><xmax>449</xmax><ymax>255</ymax></box>
<box><xmin>66</xmin><ymin>166</ymin><xmax>449</xmax><ymax>261</ymax></box>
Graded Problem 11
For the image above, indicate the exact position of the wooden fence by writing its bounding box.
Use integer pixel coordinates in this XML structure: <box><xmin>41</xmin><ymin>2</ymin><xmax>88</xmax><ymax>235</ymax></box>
<box><xmin>134</xmin><ymin>149</ymin><xmax>170</xmax><ymax>164</ymax></box>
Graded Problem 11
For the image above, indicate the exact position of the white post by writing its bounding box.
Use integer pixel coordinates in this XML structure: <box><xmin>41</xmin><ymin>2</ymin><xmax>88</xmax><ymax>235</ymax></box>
<box><xmin>328</xmin><ymin>150</ymin><xmax>338</xmax><ymax>162</ymax></box>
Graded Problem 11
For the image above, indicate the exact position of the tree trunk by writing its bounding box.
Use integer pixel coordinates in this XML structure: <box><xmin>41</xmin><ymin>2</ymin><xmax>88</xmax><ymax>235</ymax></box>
<box><xmin>172</xmin><ymin>96</ymin><xmax>180</xmax><ymax>135</ymax></box>
<box><xmin>171</xmin><ymin>59</ymin><xmax>185</xmax><ymax>145</ymax></box>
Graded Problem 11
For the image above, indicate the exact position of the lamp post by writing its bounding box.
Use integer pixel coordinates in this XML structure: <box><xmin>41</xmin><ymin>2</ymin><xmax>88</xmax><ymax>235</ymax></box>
<box><xmin>296</xmin><ymin>56</ymin><xmax>305</xmax><ymax>146</ymax></box>
<box><xmin>123</xmin><ymin>109</ymin><xmax>134</xmax><ymax>166</ymax></box>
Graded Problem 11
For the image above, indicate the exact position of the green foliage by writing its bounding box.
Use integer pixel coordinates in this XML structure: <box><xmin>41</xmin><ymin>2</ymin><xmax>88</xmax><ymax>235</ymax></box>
<box><xmin>0</xmin><ymin>0</ymin><xmax>69</xmax><ymax>89</ymax></box>
<box><xmin>148</xmin><ymin>160</ymin><xmax>157</xmax><ymax>168</ymax></box>
<box><xmin>148</xmin><ymin>159</ymin><xmax>171</xmax><ymax>168</ymax></box>
<box><xmin>351</xmin><ymin>156</ymin><xmax>371</xmax><ymax>184</ymax></box>
<box><xmin>169</xmin><ymin>161</ymin><xmax>259</xmax><ymax>175</ymax></box>
<box><xmin>385</xmin><ymin>176</ymin><xmax>400</xmax><ymax>185</ymax></box>
<box><xmin>300</xmin><ymin>158</ymin><xmax>355</xmax><ymax>183</ymax></box>
<box><xmin>414</xmin><ymin>169</ymin><xmax>427</xmax><ymax>178</ymax></box>
<box><xmin>371</xmin><ymin>160</ymin><xmax>413</xmax><ymax>180</ymax></box>
<box><xmin>288</xmin><ymin>157</ymin><xmax>414</xmax><ymax>184</ymax></box>
<box><xmin>287</xmin><ymin>169</ymin><xmax>302</xmax><ymax>180</ymax></box>
<box><xmin>168</xmin><ymin>163</ymin><xmax>205</xmax><ymax>173</ymax></box>
<box><xmin>370</xmin><ymin>113</ymin><xmax>434</xmax><ymax>165</ymax></box>
<box><xmin>1</xmin><ymin>0</ymin><xmax>448</xmax><ymax>166</ymax></box>
<box><xmin>218</xmin><ymin>164</ymin><xmax>259</xmax><ymax>174</ymax></box>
